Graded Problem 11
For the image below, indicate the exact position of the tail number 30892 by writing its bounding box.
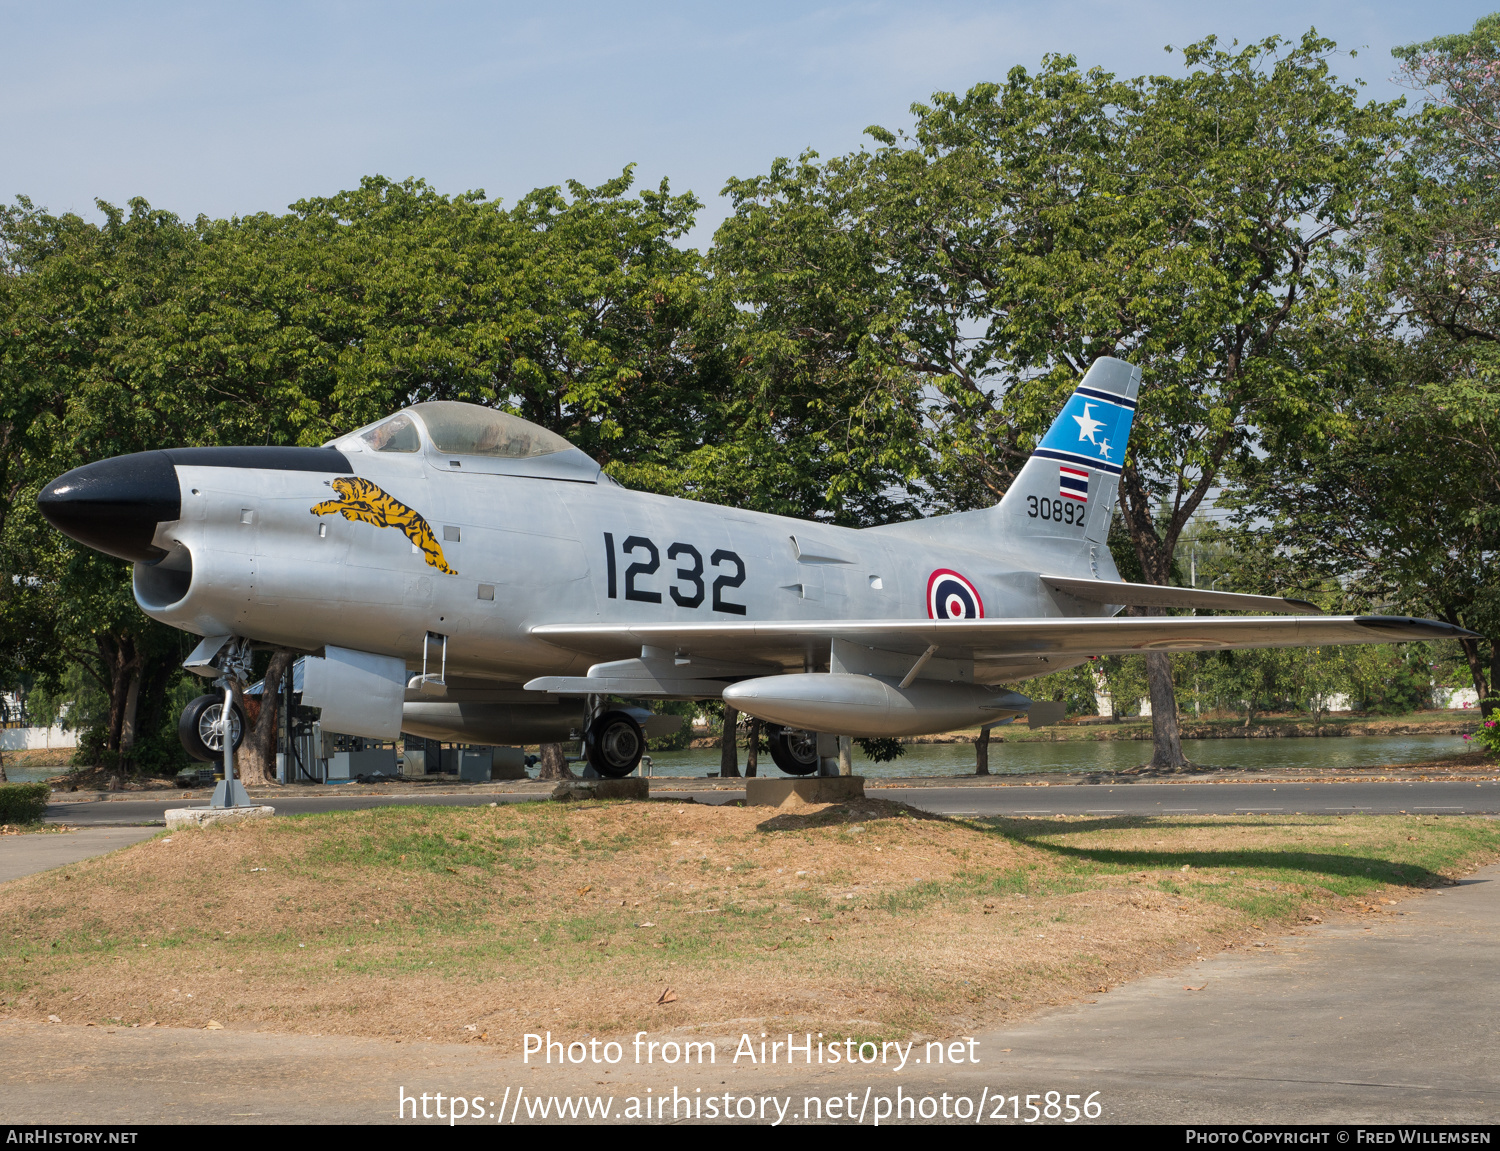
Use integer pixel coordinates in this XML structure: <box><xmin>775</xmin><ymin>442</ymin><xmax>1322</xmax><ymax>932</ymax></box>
<box><xmin>1027</xmin><ymin>495</ymin><xmax>1085</xmax><ymax>526</ymax></box>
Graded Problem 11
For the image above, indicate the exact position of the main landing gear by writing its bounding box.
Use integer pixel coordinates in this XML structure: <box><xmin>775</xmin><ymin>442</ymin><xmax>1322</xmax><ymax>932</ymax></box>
<box><xmin>764</xmin><ymin>723</ymin><xmax>819</xmax><ymax>776</ymax></box>
<box><xmin>583</xmin><ymin>710</ymin><xmax>646</xmax><ymax>778</ymax></box>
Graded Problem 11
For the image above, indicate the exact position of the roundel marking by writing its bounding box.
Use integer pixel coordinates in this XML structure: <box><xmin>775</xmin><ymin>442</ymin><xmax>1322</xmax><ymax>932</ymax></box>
<box><xmin>926</xmin><ymin>569</ymin><xmax>984</xmax><ymax>620</ymax></box>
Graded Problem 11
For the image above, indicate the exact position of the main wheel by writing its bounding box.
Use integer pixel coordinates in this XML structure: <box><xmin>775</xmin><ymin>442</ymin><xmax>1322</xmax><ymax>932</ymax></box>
<box><xmin>178</xmin><ymin>694</ymin><xmax>245</xmax><ymax>763</ymax></box>
<box><xmin>583</xmin><ymin>710</ymin><xmax>645</xmax><ymax>778</ymax></box>
<box><xmin>765</xmin><ymin>723</ymin><xmax>819</xmax><ymax>776</ymax></box>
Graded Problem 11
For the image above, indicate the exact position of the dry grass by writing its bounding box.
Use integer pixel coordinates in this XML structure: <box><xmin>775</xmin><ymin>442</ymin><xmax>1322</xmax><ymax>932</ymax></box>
<box><xmin>1</xmin><ymin>798</ymin><xmax>1495</xmax><ymax>1044</ymax></box>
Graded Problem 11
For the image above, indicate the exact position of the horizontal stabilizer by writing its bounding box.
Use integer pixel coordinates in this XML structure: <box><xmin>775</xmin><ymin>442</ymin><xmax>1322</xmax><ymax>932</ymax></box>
<box><xmin>1041</xmin><ymin>575</ymin><xmax>1321</xmax><ymax>615</ymax></box>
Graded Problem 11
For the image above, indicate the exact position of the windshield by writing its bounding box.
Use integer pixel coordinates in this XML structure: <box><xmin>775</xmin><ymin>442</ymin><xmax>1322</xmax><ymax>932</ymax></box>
<box><xmin>408</xmin><ymin>401</ymin><xmax>572</xmax><ymax>459</ymax></box>
<box><xmin>360</xmin><ymin>413</ymin><xmax>421</xmax><ymax>453</ymax></box>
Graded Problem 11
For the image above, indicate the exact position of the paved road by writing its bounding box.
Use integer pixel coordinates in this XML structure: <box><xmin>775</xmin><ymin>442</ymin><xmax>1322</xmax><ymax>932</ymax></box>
<box><xmin>0</xmin><ymin>827</ymin><xmax>158</xmax><ymax>884</ymax></box>
<box><xmin>872</xmin><ymin>780</ymin><xmax>1500</xmax><ymax>818</ymax></box>
<box><xmin>3</xmin><ymin>864</ymin><xmax>1497</xmax><ymax>1124</ymax></box>
<box><xmin>45</xmin><ymin>779</ymin><xmax>1500</xmax><ymax>828</ymax></box>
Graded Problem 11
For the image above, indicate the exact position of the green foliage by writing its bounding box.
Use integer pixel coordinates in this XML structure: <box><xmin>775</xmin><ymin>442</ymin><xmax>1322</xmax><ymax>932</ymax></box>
<box><xmin>855</xmin><ymin>737</ymin><xmax>907</xmax><ymax>763</ymax></box>
<box><xmin>643</xmin><ymin>700</ymin><xmax>696</xmax><ymax>752</ymax></box>
<box><xmin>1012</xmin><ymin>662</ymin><xmax>1103</xmax><ymax>717</ymax></box>
<box><xmin>1467</xmin><ymin>715</ymin><xmax>1500</xmax><ymax>757</ymax></box>
<box><xmin>0</xmin><ymin>783</ymin><xmax>50</xmax><ymax>824</ymax></box>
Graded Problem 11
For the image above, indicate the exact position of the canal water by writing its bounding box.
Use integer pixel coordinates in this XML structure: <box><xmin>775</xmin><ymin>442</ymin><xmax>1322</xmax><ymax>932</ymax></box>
<box><xmin>3</xmin><ymin>733</ymin><xmax>1468</xmax><ymax>786</ymax></box>
<box><xmin>641</xmin><ymin>733</ymin><xmax>1470</xmax><ymax>781</ymax></box>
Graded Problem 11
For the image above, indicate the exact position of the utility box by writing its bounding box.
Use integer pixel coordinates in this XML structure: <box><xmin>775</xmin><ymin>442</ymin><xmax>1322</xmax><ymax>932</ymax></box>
<box><xmin>453</xmin><ymin>746</ymin><xmax>528</xmax><ymax>781</ymax></box>
<box><xmin>456</xmin><ymin>747</ymin><xmax>491</xmax><ymax>782</ymax></box>
<box><xmin>326</xmin><ymin>748</ymin><xmax>398</xmax><ymax>779</ymax></box>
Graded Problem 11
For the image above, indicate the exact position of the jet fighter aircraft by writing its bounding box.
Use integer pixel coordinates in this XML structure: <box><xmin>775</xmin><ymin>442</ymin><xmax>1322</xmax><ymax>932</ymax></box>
<box><xmin>37</xmin><ymin>357</ymin><xmax>1474</xmax><ymax>777</ymax></box>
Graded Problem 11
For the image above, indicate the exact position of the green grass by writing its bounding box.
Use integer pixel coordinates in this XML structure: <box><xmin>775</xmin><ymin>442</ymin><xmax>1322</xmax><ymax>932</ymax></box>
<box><xmin>1</xmin><ymin>804</ymin><xmax>1497</xmax><ymax>1038</ymax></box>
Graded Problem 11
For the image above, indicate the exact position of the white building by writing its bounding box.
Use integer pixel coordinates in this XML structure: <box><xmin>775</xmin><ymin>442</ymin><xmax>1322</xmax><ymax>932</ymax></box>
<box><xmin>1</xmin><ymin>691</ymin><xmax>76</xmax><ymax>751</ymax></box>
<box><xmin>1434</xmin><ymin>686</ymin><xmax>1481</xmax><ymax>710</ymax></box>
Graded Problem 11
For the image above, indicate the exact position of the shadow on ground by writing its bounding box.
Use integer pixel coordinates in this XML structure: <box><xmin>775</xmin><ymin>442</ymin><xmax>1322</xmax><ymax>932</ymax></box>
<box><xmin>978</xmin><ymin>814</ymin><xmax>1457</xmax><ymax>889</ymax></box>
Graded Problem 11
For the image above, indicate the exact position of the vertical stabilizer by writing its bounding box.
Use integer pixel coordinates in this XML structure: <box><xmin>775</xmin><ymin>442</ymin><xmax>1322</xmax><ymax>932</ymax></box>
<box><xmin>993</xmin><ymin>357</ymin><xmax>1140</xmax><ymax>571</ymax></box>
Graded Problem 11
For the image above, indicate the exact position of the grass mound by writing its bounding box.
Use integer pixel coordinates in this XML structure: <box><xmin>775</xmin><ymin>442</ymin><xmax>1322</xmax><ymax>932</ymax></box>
<box><xmin>1</xmin><ymin>800</ymin><xmax>1495</xmax><ymax>1042</ymax></box>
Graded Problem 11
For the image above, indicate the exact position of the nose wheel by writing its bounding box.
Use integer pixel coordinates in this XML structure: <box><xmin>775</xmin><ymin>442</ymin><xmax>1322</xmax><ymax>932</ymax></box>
<box><xmin>178</xmin><ymin>694</ymin><xmax>245</xmax><ymax>763</ymax></box>
<box><xmin>583</xmin><ymin>710</ymin><xmax>645</xmax><ymax>778</ymax></box>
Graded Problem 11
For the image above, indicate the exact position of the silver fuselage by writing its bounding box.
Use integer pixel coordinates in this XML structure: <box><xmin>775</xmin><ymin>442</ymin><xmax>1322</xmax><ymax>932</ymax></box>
<box><xmin>135</xmin><ymin>445</ymin><xmax>1103</xmax><ymax>686</ymax></box>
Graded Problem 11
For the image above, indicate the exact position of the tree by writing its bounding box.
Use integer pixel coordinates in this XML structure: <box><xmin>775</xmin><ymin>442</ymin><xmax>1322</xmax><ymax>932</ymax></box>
<box><xmin>0</xmin><ymin>172</ymin><xmax>714</xmax><ymax>775</ymax></box>
<box><xmin>0</xmin><ymin>197</ymin><xmax>205</xmax><ymax>779</ymax></box>
<box><xmin>719</xmin><ymin>704</ymin><xmax>740</xmax><ymax>778</ymax></box>
<box><xmin>712</xmin><ymin>34</ymin><xmax>1402</xmax><ymax>767</ymax></box>
<box><xmin>1230</xmin><ymin>354</ymin><xmax>1500</xmax><ymax>715</ymax></box>
<box><xmin>537</xmin><ymin>743</ymin><xmax>574</xmax><ymax>781</ymax></box>
<box><xmin>233</xmin><ymin>649</ymin><xmax>295</xmax><ymax>786</ymax></box>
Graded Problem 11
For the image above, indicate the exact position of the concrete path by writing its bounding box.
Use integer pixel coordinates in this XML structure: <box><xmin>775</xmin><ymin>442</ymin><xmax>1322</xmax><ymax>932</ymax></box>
<box><xmin>2</xmin><ymin>863</ymin><xmax>1497</xmax><ymax>1124</ymax></box>
<box><xmin>929</xmin><ymin>871</ymin><xmax>1500</xmax><ymax>1124</ymax></box>
<box><xmin>0</xmin><ymin>827</ymin><xmax>159</xmax><ymax>884</ymax></box>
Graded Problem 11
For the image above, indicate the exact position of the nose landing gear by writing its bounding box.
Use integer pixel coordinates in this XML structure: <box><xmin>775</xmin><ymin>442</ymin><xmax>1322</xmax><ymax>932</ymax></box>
<box><xmin>178</xmin><ymin>694</ymin><xmax>245</xmax><ymax>763</ymax></box>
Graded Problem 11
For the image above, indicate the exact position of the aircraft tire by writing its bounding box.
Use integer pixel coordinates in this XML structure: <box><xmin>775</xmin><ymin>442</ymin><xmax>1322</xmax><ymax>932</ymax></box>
<box><xmin>765</xmin><ymin>723</ymin><xmax>819</xmax><ymax>776</ymax></box>
<box><xmin>584</xmin><ymin>710</ymin><xmax>645</xmax><ymax>778</ymax></box>
<box><xmin>178</xmin><ymin>694</ymin><xmax>245</xmax><ymax>763</ymax></box>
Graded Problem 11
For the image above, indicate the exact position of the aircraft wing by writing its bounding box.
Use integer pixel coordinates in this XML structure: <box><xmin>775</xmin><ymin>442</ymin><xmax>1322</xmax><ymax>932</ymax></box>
<box><xmin>530</xmin><ymin>614</ymin><xmax>1475</xmax><ymax>687</ymax></box>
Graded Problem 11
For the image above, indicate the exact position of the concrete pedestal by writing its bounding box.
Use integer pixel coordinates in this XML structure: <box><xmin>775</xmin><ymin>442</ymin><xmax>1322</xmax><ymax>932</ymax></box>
<box><xmin>551</xmin><ymin>778</ymin><xmax>650</xmax><ymax>802</ymax></box>
<box><xmin>165</xmin><ymin>805</ymin><xmax>276</xmax><ymax>830</ymax></box>
<box><xmin>745</xmin><ymin>776</ymin><xmax>865</xmax><ymax>808</ymax></box>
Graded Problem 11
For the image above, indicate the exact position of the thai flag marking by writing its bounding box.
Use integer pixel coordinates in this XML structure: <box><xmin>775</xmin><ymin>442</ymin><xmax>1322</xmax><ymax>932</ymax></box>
<box><xmin>1059</xmin><ymin>465</ymin><xmax>1089</xmax><ymax>503</ymax></box>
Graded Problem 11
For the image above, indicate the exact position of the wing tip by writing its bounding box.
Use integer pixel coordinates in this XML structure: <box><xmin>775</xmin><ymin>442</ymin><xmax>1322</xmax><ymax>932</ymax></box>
<box><xmin>1354</xmin><ymin>615</ymin><xmax>1483</xmax><ymax>640</ymax></box>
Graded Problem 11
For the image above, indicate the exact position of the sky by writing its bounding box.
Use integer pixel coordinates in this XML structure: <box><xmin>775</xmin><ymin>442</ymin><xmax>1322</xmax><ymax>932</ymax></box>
<box><xmin>2</xmin><ymin>1</ymin><xmax>1493</xmax><ymax>249</ymax></box>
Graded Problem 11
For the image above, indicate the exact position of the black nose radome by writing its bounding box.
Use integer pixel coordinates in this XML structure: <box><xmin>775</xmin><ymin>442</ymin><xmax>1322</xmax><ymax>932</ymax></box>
<box><xmin>37</xmin><ymin>452</ymin><xmax>181</xmax><ymax>563</ymax></box>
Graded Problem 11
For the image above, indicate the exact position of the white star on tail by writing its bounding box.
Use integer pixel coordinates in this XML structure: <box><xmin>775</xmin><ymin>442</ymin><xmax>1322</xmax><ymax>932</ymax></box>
<box><xmin>1073</xmin><ymin>402</ymin><xmax>1105</xmax><ymax>445</ymax></box>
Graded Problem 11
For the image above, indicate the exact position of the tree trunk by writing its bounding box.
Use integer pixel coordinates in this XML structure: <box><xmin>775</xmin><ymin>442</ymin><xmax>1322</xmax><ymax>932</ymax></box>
<box><xmin>234</xmin><ymin>649</ymin><xmax>294</xmax><ymax>786</ymax></box>
<box><xmin>1490</xmin><ymin>643</ymin><xmax>1499</xmax><ymax>718</ymax></box>
<box><xmin>97</xmin><ymin>634</ymin><xmax>141</xmax><ymax>783</ymax></box>
<box><xmin>744</xmin><ymin>717</ymin><xmax>759</xmax><ymax>777</ymax></box>
<box><xmin>719</xmin><ymin>705</ymin><xmax>740</xmax><ymax>778</ymax></box>
<box><xmin>538</xmin><ymin>742</ymin><xmax>574</xmax><ymax>780</ymax></box>
<box><xmin>975</xmin><ymin>725</ymin><xmax>991</xmax><ymax>776</ymax></box>
<box><xmin>1145</xmin><ymin>650</ymin><xmax>1191</xmax><ymax>769</ymax></box>
<box><xmin>98</xmin><ymin>635</ymin><xmax>134</xmax><ymax>752</ymax></box>
<box><xmin>1453</xmin><ymin>633</ymin><xmax>1494</xmax><ymax>717</ymax></box>
<box><xmin>0</xmin><ymin>744</ymin><xmax>7</xmax><ymax>783</ymax></box>
<box><xmin>119</xmin><ymin>668</ymin><xmax>142</xmax><ymax>752</ymax></box>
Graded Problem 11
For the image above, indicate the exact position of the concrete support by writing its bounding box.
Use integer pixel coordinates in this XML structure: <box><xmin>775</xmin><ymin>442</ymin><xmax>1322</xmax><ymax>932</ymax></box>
<box><xmin>745</xmin><ymin>776</ymin><xmax>865</xmax><ymax>808</ymax></box>
<box><xmin>551</xmin><ymin>778</ymin><xmax>649</xmax><ymax>802</ymax></box>
<box><xmin>165</xmin><ymin>806</ymin><xmax>275</xmax><ymax>830</ymax></box>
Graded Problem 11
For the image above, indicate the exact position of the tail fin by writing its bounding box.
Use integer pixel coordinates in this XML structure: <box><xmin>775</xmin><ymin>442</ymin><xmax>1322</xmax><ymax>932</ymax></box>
<box><xmin>994</xmin><ymin>356</ymin><xmax>1140</xmax><ymax>571</ymax></box>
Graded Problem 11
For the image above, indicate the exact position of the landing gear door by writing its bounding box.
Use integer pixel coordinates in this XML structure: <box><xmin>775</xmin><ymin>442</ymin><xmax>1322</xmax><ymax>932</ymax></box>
<box><xmin>300</xmin><ymin>646</ymin><xmax>407</xmax><ymax>739</ymax></box>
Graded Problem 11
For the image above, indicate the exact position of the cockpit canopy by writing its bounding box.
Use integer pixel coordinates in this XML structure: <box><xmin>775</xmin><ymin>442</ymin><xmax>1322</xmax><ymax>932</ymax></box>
<box><xmin>337</xmin><ymin>402</ymin><xmax>606</xmax><ymax>483</ymax></box>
